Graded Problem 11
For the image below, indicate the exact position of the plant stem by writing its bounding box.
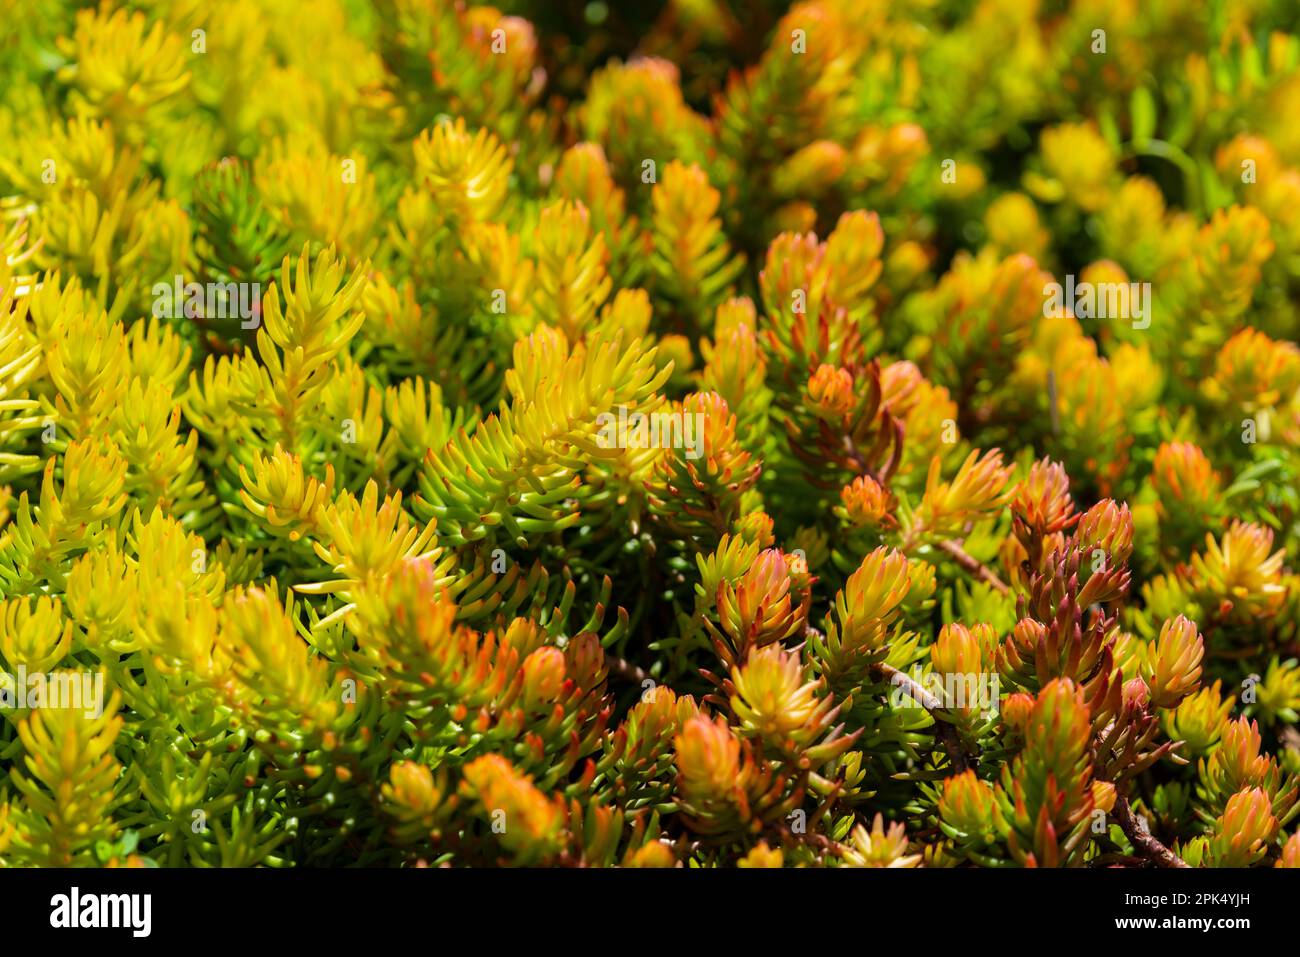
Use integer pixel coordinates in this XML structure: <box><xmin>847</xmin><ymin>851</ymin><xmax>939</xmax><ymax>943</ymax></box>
<box><xmin>938</xmin><ymin>539</ymin><xmax>1010</xmax><ymax>594</ymax></box>
<box><xmin>1113</xmin><ymin>794</ymin><xmax>1190</xmax><ymax>869</ymax></box>
<box><xmin>873</xmin><ymin>661</ymin><xmax>975</xmax><ymax>774</ymax></box>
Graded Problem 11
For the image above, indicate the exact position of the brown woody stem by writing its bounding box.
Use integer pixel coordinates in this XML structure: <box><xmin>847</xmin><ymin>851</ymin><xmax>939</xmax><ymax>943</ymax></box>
<box><xmin>873</xmin><ymin>661</ymin><xmax>975</xmax><ymax>774</ymax></box>
<box><xmin>1113</xmin><ymin>794</ymin><xmax>1190</xmax><ymax>869</ymax></box>
<box><xmin>937</xmin><ymin>539</ymin><xmax>1010</xmax><ymax>595</ymax></box>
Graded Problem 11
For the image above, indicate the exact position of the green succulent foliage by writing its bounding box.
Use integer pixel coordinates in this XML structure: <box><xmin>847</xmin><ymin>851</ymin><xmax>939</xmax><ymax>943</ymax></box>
<box><xmin>0</xmin><ymin>0</ymin><xmax>1297</xmax><ymax>871</ymax></box>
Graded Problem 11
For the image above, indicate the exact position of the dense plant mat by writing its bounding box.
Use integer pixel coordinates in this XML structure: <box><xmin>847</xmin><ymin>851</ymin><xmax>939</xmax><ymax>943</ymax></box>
<box><xmin>0</xmin><ymin>0</ymin><xmax>1298</xmax><ymax>868</ymax></box>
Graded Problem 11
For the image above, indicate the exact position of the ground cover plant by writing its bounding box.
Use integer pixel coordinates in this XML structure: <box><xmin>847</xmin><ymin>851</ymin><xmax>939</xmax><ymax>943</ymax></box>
<box><xmin>0</xmin><ymin>0</ymin><xmax>1298</xmax><ymax>869</ymax></box>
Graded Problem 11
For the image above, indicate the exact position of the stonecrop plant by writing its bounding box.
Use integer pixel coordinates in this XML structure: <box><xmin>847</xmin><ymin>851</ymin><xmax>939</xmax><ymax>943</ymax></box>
<box><xmin>0</xmin><ymin>0</ymin><xmax>1297</xmax><ymax>869</ymax></box>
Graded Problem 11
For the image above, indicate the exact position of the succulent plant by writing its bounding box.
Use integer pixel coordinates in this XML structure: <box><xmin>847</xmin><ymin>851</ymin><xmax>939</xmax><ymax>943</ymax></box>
<box><xmin>0</xmin><ymin>0</ymin><xmax>1296</xmax><ymax>871</ymax></box>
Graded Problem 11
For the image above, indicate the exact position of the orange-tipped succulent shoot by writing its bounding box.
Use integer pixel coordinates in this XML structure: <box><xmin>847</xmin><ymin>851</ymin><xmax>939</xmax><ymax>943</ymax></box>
<box><xmin>841</xmin><ymin>813</ymin><xmax>921</xmax><ymax>868</ymax></box>
<box><xmin>714</xmin><ymin>548</ymin><xmax>809</xmax><ymax>664</ymax></box>
<box><xmin>1141</xmin><ymin>616</ymin><xmax>1204</xmax><ymax>710</ymax></box>
<box><xmin>729</xmin><ymin>644</ymin><xmax>852</xmax><ymax>762</ymax></box>
<box><xmin>912</xmin><ymin>449</ymin><xmax>1015</xmax><ymax>540</ymax></box>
